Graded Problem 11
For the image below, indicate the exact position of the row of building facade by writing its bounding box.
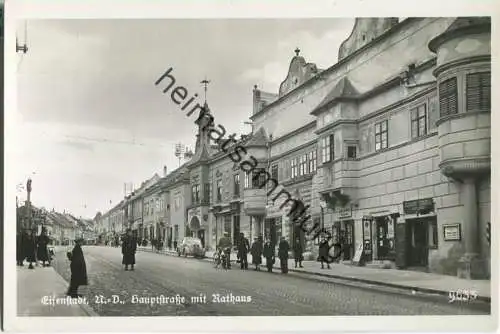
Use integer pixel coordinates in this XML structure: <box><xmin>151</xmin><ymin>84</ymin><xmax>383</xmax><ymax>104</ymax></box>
<box><xmin>17</xmin><ymin>204</ymin><xmax>96</xmax><ymax>245</ymax></box>
<box><xmin>96</xmin><ymin>17</ymin><xmax>491</xmax><ymax>279</ymax></box>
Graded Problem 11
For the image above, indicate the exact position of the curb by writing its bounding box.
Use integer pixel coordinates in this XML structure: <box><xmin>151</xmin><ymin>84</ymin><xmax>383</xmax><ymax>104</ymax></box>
<box><xmin>283</xmin><ymin>267</ymin><xmax>492</xmax><ymax>303</ymax></box>
<box><xmin>136</xmin><ymin>247</ymin><xmax>491</xmax><ymax>303</ymax></box>
<box><xmin>50</xmin><ymin>266</ymin><xmax>100</xmax><ymax>317</ymax></box>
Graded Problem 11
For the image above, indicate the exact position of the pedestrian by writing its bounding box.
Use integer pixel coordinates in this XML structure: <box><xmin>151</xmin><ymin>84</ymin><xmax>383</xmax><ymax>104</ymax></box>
<box><xmin>37</xmin><ymin>228</ymin><xmax>51</xmax><ymax>267</ymax></box>
<box><xmin>23</xmin><ymin>229</ymin><xmax>37</xmax><ymax>269</ymax></box>
<box><xmin>122</xmin><ymin>229</ymin><xmax>137</xmax><ymax>271</ymax></box>
<box><xmin>263</xmin><ymin>238</ymin><xmax>274</xmax><ymax>272</ymax></box>
<box><xmin>67</xmin><ymin>238</ymin><xmax>88</xmax><ymax>298</ymax></box>
<box><xmin>238</xmin><ymin>233</ymin><xmax>250</xmax><ymax>270</ymax></box>
<box><xmin>319</xmin><ymin>238</ymin><xmax>331</xmax><ymax>269</ymax></box>
<box><xmin>278</xmin><ymin>236</ymin><xmax>290</xmax><ymax>274</ymax></box>
<box><xmin>217</xmin><ymin>232</ymin><xmax>232</xmax><ymax>269</ymax></box>
<box><xmin>293</xmin><ymin>237</ymin><xmax>304</xmax><ymax>268</ymax></box>
<box><xmin>250</xmin><ymin>236</ymin><xmax>263</xmax><ymax>271</ymax></box>
<box><xmin>16</xmin><ymin>229</ymin><xmax>26</xmax><ymax>266</ymax></box>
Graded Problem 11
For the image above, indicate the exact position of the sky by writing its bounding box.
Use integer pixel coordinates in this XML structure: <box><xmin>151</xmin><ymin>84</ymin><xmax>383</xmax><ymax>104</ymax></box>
<box><xmin>15</xmin><ymin>18</ymin><xmax>355</xmax><ymax>218</ymax></box>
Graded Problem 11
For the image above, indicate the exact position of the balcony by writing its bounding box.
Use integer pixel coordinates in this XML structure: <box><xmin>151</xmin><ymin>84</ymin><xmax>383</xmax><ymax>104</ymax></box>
<box><xmin>243</xmin><ymin>188</ymin><xmax>267</xmax><ymax>216</ymax></box>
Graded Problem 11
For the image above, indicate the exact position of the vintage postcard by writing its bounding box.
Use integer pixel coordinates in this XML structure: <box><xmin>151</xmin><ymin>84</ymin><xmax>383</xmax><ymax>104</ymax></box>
<box><xmin>3</xmin><ymin>0</ymin><xmax>498</xmax><ymax>332</ymax></box>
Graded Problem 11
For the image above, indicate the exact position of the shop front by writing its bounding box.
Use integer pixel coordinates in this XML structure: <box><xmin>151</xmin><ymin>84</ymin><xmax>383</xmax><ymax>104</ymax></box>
<box><xmin>394</xmin><ymin>198</ymin><xmax>438</xmax><ymax>271</ymax></box>
<box><xmin>361</xmin><ymin>213</ymin><xmax>397</xmax><ymax>263</ymax></box>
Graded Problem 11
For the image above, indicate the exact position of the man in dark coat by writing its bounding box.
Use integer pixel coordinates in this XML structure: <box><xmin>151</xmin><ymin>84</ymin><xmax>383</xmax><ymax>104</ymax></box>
<box><xmin>319</xmin><ymin>238</ymin><xmax>331</xmax><ymax>269</ymax></box>
<box><xmin>278</xmin><ymin>237</ymin><xmax>290</xmax><ymax>274</ymax></box>
<box><xmin>250</xmin><ymin>237</ymin><xmax>263</xmax><ymax>271</ymax></box>
<box><xmin>122</xmin><ymin>229</ymin><xmax>137</xmax><ymax>271</ymax></box>
<box><xmin>263</xmin><ymin>238</ymin><xmax>274</xmax><ymax>272</ymax></box>
<box><xmin>238</xmin><ymin>233</ymin><xmax>250</xmax><ymax>270</ymax></box>
<box><xmin>37</xmin><ymin>228</ymin><xmax>51</xmax><ymax>267</ymax></box>
<box><xmin>17</xmin><ymin>230</ymin><xmax>26</xmax><ymax>266</ymax></box>
<box><xmin>293</xmin><ymin>237</ymin><xmax>304</xmax><ymax>268</ymax></box>
<box><xmin>24</xmin><ymin>229</ymin><xmax>37</xmax><ymax>269</ymax></box>
<box><xmin>67</xmin><ymin>238</ymin><xmax>88</xmax><ymax>298</ymax></box>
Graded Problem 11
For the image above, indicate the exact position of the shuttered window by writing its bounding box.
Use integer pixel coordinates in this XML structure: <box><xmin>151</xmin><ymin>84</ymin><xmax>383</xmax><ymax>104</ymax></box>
<box><xmin>439</xmin><ymin>77</ymin><xmax>458</xmax><ymax>117</ymax></box>
<box><xmin>466</xmin><ymin>72</ymin><xmax>491</xmax><ymax>113</ymax></box>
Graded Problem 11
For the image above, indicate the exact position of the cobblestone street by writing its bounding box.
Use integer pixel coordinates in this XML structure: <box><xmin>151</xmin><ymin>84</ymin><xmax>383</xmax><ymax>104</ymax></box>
<box><xmin>51</xmin><ymin>246</ymin><xmax>489</xmax><ymax>316</ymax></box>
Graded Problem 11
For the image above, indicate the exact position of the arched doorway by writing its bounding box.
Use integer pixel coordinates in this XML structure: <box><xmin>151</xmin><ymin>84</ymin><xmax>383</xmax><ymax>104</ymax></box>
<box><xmin>189</xmin><ymin>216</ymin><xmax>205</xmax><ymax>248</ymax></box>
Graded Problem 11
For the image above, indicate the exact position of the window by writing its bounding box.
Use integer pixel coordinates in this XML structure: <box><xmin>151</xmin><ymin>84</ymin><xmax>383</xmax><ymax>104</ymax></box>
<box><xmin>216</xmin><ymin>180</ymin><xmax>222</xmax><ymax>202</ymax></box>
<box><xmin>308</xmin><ymin>150</ymin><xmax>317</xmax><ymax>173</ymax></box>
<box><xmin>439</xmin><ymin>77</ymin><xmax>458</xmax><ymax>117</ymax></box>
<box><xmin>411</xmin><ymin>104</ymin><xmax>427</xmax><ymax>139</ymax></box>
<box><xmin>291</xmin><ymin>158</ymin><xmax>298</xmax><ymax>178</ymax></box>
<box><xmin>204</xmin><ymin>183</ymin><xmax>210</xmax><ymax>203</ymax></box>
<box><xmin>299</xmin><ymin>154</ymin><xmax>308</xmax><ymax>176</ymax></box>
<box><xmin>347</xmin><ymin>145</ymin><xmax>357</xmax><ymax>159</ymax></box>
<box><xmin>233</xmin><ymin>174</ymin><xmax>240</xmax><ymax>197</ymax></box>
<box><xmin>271</xmin><ymin>164</ymin><xmax>278</xmax><ymax>181</ymax></box>
<box><xmin>321</xmin><ymin>134</ymin><xmax>334</xmax><ymax>163</ymax></box>
<box><xmin>252</xmin><ymin>169</ymin><xmax>266</xmax><ymax>188</ymax></box>
<box><xmin>244</xmin><ymin>172</ymin><xmax>251</xmax><ymax>189</ymax></box>
<box><xmin>428</xmin><ymin>219</ymin><xmax>438</xmax><ymax>249</ymax></box>
<box><xmin>466</xmin><ymin>72</ymin><xmax>491</xmax><ymax>113</ymax></box>
<box><xmin>375</xmin><ymin>120</ymin><xmax>388</xmax><ymax>151</ymax></box>
<box><xmin>191</xmin><ymin>185</ymin><xmax>200</xmax><ymax>204</ymax></box>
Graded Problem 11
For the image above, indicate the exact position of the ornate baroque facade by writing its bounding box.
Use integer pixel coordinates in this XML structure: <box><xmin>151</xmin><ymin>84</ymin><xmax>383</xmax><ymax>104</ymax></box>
<box><xmin>100</xmin><ymin>17</ymin><xmax>491</xmax><ymax>278</ymax></box>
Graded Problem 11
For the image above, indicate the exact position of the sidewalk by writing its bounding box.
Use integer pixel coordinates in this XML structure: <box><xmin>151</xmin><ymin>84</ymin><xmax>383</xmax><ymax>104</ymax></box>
<box><xmin>136</xmin><ymin>246</ymin><xmax>491</xmax><ymax>302</ymax></box>
<box><xmin>17</xmin><ymin>265</ymin><xmax>96</xmax><ymax>316</ymax></box>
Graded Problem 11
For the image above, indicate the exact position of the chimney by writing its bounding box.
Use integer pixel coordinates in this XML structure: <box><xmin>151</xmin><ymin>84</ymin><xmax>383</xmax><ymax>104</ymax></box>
<box><xmin>163</xmin><ymin>165</ymin><xmax>167</xmax><ymax>176</ymax></box>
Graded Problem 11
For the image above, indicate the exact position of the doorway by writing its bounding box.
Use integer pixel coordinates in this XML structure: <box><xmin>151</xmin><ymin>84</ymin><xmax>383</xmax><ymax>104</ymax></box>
<box><xmin>197</xmin><ymin>229</ymin><xmax>205</xmax><ymax>248</ymax></box>
<box><xmin>343</xmin><ymin>220</ymin><xmax>355</xmax><ymax>260</ymax></box>
<box><xmin>376</xmin><ymin>217</ymin><xmax>390</xmax><ymax>260</ymax></box>
<box><xmin>233</xmin><ymin>215</ymin><xmax>240</xmax><ymax>247</ymax></box>
<box><xmin>407</xmin><ymin>219</ymin><xmax>429</xmax><ymax>268</ymax></box>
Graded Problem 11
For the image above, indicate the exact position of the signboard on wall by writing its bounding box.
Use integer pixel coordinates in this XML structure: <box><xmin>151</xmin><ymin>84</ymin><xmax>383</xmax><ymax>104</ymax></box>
<box><xmin>403</xmin><ymin>198</ymin><xmax>434</xmax><ymax>215</ymax></box>
<box><xmin>443</xmin><ymin>224</ymin><xmax>461</xmax><ymax>241</ymax></box>
<box><xmin>337</xmin><ymin>206</ymin><xmax>352</xmax><ymax>218</ymax></box>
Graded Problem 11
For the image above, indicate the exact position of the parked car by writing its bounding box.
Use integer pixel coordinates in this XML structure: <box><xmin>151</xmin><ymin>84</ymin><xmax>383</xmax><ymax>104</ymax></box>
<box><xmin>177</xmin><ymin>237</ymin><xmax>206</xmax><ymax>258</ymax></box>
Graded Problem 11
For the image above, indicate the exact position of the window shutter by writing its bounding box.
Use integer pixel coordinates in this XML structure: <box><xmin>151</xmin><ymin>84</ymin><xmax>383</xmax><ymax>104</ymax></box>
<box><xmin>439</xmin><ymin>77</ymin><xmax>458</xmax><ymax>117</ymax></box>
<box><xmin>466</xmin><ymin>72</ymin><xmax>491</xmax><ymax>112</ymax></box>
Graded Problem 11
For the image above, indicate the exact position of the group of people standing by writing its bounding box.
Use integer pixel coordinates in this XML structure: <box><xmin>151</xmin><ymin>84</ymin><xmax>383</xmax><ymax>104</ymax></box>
<box><xmin>16</xmin><ymin>228</ymin><xmax>52</xmax><ymax>269</ymax></box>
<box><xmin>226</xmin><ymin>233</ymin><xmax>305</xmax><ymax>274</ymax></box>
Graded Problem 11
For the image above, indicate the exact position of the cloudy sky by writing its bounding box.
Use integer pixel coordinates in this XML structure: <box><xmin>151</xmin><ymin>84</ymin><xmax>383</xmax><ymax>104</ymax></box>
<box><xmin>15</xmin><ymin>18</ymin><xmax>355</xmax><ymax>218</ymax></box>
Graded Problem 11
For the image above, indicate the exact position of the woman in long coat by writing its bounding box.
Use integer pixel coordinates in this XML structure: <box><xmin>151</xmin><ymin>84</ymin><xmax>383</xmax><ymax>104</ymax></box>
<box><xmin>278</xmin><ymin>237</ymin><xmax>290</xmax><ymax>274</ymax></box>
<box><xmin>122</xmin><ymin>229</ymin><xmax>137</xmax><ymax>271</ymax></box>
<box><xmin>24</xmin><ymin>230</ymin><xmax>37</xmax><ymax>269</ymax></box>
<box><xmin>250</xmin><ymin>237</ymin><xmax>263</xmax><ymax>271</ymax></box>
<box><xmin>37</xmin><ymin>229</ymin><xmax>51</xmax><ymax>267</ymax></box>
<box><xmin>67</xmin><ymin>238</ymin><xmax>88</xmax><ymax>298</ymax></box>
<box><xmin>263</xmin><ymin>238</ymin><xmax>274</xmax><ymax>272</ymax></box>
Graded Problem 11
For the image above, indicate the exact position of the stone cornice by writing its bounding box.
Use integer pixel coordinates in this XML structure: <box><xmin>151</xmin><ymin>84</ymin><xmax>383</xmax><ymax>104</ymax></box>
<box><xmin>433</xmin><ymin>55</ymin><xmax>491</xmax><ymax>78</ymax></box>
<box><xmin>439</xmin><ymin>157</ymin><xmax>490</xmax><ymax>179</ymax></box>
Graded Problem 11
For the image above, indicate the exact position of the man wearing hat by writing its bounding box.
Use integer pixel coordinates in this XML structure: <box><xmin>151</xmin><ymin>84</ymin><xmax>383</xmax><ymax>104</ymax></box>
<box><xmin>122</xmin><ymin>228</ymin><xmax>137</xmax><ymax>271</ymax></box>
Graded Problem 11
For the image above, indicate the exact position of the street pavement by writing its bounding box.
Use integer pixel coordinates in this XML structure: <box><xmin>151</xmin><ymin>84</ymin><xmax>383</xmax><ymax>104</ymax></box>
<box><xmin>51</xmin><ymin>246</ymin><xmax>489</xmax><ymax>316</ymax></box>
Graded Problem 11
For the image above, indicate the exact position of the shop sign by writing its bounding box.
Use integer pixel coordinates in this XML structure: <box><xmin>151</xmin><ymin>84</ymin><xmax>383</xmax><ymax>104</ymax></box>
<box><xmin>403</xmin><ymin>198</ymin><xmax>434</xmax><ymax>215</ymax></box>
<box><xmin>337</xmin><ymin>206</ymin><xmax>352</xmax><ymax>218</ymax></box>
<box><xmin>443</xmin><ymin>223</ymin><xmax>461</xmax><ymax>241</ymax></box>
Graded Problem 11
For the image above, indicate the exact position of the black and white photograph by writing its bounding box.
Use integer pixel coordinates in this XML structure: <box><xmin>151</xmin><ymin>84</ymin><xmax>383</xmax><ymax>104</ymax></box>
<box><xmin>3</xmin><ymin>0</ymin><xmax>497</xmax><ymax>332</ymax></box>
